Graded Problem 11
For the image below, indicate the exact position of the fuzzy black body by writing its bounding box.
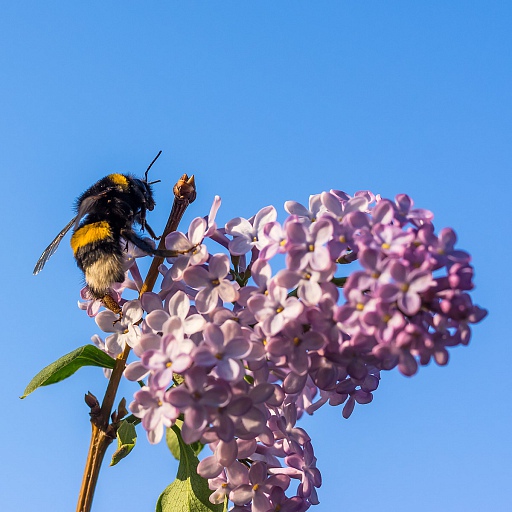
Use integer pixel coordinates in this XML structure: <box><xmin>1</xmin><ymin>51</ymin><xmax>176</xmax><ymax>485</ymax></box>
<box><xmin>71</xmin><ymin>222</ymin><xmax>125</xmax><ymax>299</ymax></box>
<box><xmin>70</xmin><ymin>173</ymin><xmax>156</xmax><ymax>299</ymax></box>
<box><xmin>75</xmin><ymin>173</ymin><xmax>156</xmax><ymax>234</ymax></box>
<box><xmin>34</xmin><ymin>169</ymin><xmax>185</xmax><ymax>304</ymax></box>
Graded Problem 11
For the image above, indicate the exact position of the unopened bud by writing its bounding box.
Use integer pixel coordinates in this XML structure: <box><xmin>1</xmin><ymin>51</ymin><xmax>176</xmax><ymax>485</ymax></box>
<box><xmin>173</xmin><ymin>174</ymin><xmax>197</xmax><ymax>203</ymax></box>
<box><xmin>85</xmin><ymin>391</ymin><xmax>99</xmax><ymax>409</ymax></box>
<box><xmin>85</xmin><ymin>391</ymin><xmax>101</xmax><ymax>418</ymax></box>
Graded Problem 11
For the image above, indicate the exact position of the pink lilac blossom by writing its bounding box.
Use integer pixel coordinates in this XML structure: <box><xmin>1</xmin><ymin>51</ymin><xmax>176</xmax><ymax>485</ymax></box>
<box><xmin>130</xmin><ymin>386</ymin><xmax>180</xmax><ymax>444</ymax></box>
<box><xmin>164</xmin><ymin>217</ymin><xmax>209</xmax><ymax>280</ymax></box>
<box><xmin>225</xmin><ymin>205</ymin><xmax>278</xmax><ymax>255</ymax></box>
<box><xmin>86</xmin><ymin>191</ymin><xmax>487</xmax><ymax>511</ymax></box>
<box><xmin>182</xmin><ymin>253</ymin><xmax>240</xmax><ymax>314</ymax></box>
<box><xmin>95</xmin><ymin>300</ymin><xmax>143</xmax><ymax>356</ymax></box>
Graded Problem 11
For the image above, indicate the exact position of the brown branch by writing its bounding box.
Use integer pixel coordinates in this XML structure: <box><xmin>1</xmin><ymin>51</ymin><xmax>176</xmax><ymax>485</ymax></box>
<box><xmin>76</xmin><ymin>174</ymin><xmax>196</xmax><ymax>512</ymax></box>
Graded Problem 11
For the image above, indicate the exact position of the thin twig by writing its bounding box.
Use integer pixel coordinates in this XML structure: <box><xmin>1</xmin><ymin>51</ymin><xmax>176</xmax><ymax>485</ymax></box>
<box><xmin>76</xmin><ymin>174</ymin><xmax>196</xmax><ymax>512</ymax></box>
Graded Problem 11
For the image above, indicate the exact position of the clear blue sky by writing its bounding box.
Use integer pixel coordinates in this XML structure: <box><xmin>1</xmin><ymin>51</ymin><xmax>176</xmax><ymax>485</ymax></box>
<box><xmin>2</xmin><ymin>2</ymin><xmax>509</xmax><ymax>511</ymax></box>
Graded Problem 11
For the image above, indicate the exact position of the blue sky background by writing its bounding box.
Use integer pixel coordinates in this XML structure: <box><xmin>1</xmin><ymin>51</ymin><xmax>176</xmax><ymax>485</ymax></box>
<box><xmin>1</xmin><ymin>2</ymin><xmax>510</xmax><ymax>511</ymax></box>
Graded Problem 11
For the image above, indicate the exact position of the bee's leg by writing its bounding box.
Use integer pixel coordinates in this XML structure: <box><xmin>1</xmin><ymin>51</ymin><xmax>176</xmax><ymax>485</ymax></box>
<box><xmin>131</xmin><ymin>189</ymin><xmax>152</xmax><ymax>237</ymax></box>
<box><xmin>101</xmin><ymin>294</ymin><xmax>123</xmax><ymax>324</ymax></box>
<box><xmin>121</xmin><ymin>230</ymin><xmax>162</xmax><ymax>253</ymax></box>
<box><xmin>121</xmin><ymin>230</ymin><xmax>201</xmax><ymax>258</ymax></box>
<box><xmin>144</xmin><ymin>222</ymin><xmax>161</xmax><ymax>240</ymax></box>
<box><xmin>138</xmin><ymin>207</ymin><xmax>147</xmax><ymax>232</ymax></box>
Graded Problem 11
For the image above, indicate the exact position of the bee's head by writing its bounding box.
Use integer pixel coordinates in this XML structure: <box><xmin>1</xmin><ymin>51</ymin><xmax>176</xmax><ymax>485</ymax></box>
<box><xmin>138</xmin><ymin>150</ymin><xmax>162</xmax><ymax>211</ymax></box>
<box><xmin>133</xmin><ymin>178</ymin><xmax>157</xmax><ymax>211</ymax></box>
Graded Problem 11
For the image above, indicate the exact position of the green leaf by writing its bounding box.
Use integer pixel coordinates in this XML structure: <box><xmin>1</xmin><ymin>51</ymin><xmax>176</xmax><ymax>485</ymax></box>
<box><xmin>156</xmin><ymin>425</ymin><xmax>222</xmax><ymax>512</ymax></box>
<box><xmin>190</xmin><ymin>440</ymin><xmax>205</xmax><ymax>458</ymax></box>
<box><xmin>166</xmin><ymin>420</ymin><xmax>182</xmax><ymax>460</ymax></box>
<box><xmin>21</xmin><ymin>345</ymin><xmax>116</xmax><ymax>398</ymax></box>
<box><xmin>166</xmin><ymin>420</ymin><xmax>204</xmax><ymax>460</ymax></box>
<box><xmin>110</xmin><ymin>420</ymin><xmax>137</xmax><ymax>466</ymax></box>
<box><xmin>123</xmin><ymin>414</ymin><xmax>141</xmax><ymax>426</ymax></box>
<box><xmin>331</xmin><ymin>276</ymin><xmax>348</xmax><ymax>287</ymax></box>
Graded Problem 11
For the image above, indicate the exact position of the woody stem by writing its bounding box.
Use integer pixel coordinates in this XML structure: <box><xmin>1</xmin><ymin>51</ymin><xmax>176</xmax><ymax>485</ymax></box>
<box><xmin>76</xmin><ymin>174</ymin><xmax>196</xmax><ymax>512</ymax></box>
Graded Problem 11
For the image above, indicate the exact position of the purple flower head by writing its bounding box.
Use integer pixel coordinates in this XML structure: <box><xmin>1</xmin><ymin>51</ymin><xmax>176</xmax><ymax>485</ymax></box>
<box><xmin>230</xmin><ymin>461</ymin><xmax>290</xmax><ymax>512</ymax></box>
<box><xmin>207</xmin><ymin>470</ymin><xmax>232</xmax><ymax>505</ymax></box>
<box><xmin>418</xmin><ymin>224</ymin><xmax>471</xmax><ymax>269</ymax></box>
<box><xmin>248</xmin><ymin>281</ymin><xmax>304</xmax><ymax>336</ymax></box>
<box><xmin>210</xmin><ymin>305</ymin><xmax>256</xmax><ymax>328</ymax></box>
<box><xmin>284</xmin><ymin>194</ymin><xmax>326</xmax><ymax>223</ymax></box>
<box><xmin>95</xmin><ymin>300</ymin><xmax>143</xmax><ymax>356</ymax></box>
<box><xmin>320</xmin><ymin>191</ymin><xmax>369</xmax><ymax>223</ymax></box>
<box><xmin>281</xmin><ymin>442</ymin><xmax>321</xmax><ymax>504</ymax></box>
<box><xmin>371</xmin><ymin>199</ymin><xmax>396</xmax><ymax>225</ymax></box>
<box><xmin>335</xmin><ymin>288</ymin><xmax>373</xmax><ymax>332</ymax></box>
<box><xmin>362</xmin><ymin>301</ymin><xmax>406</xmax><ymax>344</ymax></box>
<box><xmin>358</xmin><ymin>248</ymin><xmax>389</xmax><ymax>284</ymax></box>
<box><xmin>330</xmin><ymin>189</ymin><xmax>377</xmax><ymax>206</ymax></box>
<box><xmin>326</xmin><ymin>219</ymin><xmax>362</xmax><ymax>263</ymax></box>
<box><xmin>306</xmin><ymin>288</ymin><xmax>342</xmax><ymax>347</ymax></box>
<box><xmin>193</xmin><ymin>322</ymin><xmax>251</xmax><ymax>382</ymax></box>
<box><xmin>259</xmin><ymin>220</ymin><xmax>288</xmax><ymax>261</ymax></box>
<box><xmin>275</xmin><ymin>266</ymin><xmax>335</xmax><ymax>306</ymax></box>
<box><xmin>166</xmin><ymin>366</ymin><xmax>231</xmax><ymax>443</ymax></box>
<box><xmin>334</xmin><ymin>368</ymin><xmax>379</xmax><ymax>418</ymax></box>
<box><xmin>164</xmin><ymin>217</ymin><xmax>209</xmax><ymax>280</ymax></box>
<box><xmin>119</xmin><ymin>188</ymin><xmax>486</xmax><ymax>510</ymax></box>
<box><xmin>266</xmin><ymin>322</ymin><xmax>326</xmax><ymax>376</ymax></box>
<box><xmin>394</xmin><ymin>193</ymin><xmax>434</xmax><ymax>227</ymax></box>
<box><xmin>183</xmin><ymin>254</ymin><xmax>239</xmax><ymax>314</ymax></box>
<box><xmin>206</xmin><ymin>461</ymin><xmax>252</xmax><ymax>505</ymax></box>
<box><xmin>269</xmin><ymin>487</ymin><xmax>307</xmax><ymax>512</ymax></box>
<box><xmin>386</xmin><ymin>260</ymin><xmax>434</xmax><ymax>316</ymax></box>
<box><xmin>78</xmin><ymin>286</ymin><xmax>110</xmax><ymax>317</ymax></box>
<box><xmin>268</xmin><ymin>403</ymin><xmax>311</xmax><ymax>455</ymax></box>
<box><xmin>143</xmin><ymin>290</ymin><xmax>205</xmax><ymax>336</ymax></box>
<box><xmin>370</xmin><ymin>224</ymin><xmax>415</xmax><ymax>257</ymax></box>
<box><xmin>209</xmin><ymin>394</ymin><xmax>255</xmax><ymax>442</ymax></box>
<box><xmin>226</xmin><ymin>205</ymin><xmax>278</xmax><ymax>256</ymax></box>
<box><xmin>238</xmin><ymin>258</ymin><xmax>272</xmax><ymax>306</ymax></box>
<box><xmin>124</xmin><ymin>319</ymin><xmax>194</xmax><ymax>389</ymax></box>
<box><xmin>286</xmin><ymin>219</ymin><xmax>333</xmax><ymax>272</ymax></box>
<box><xmin>129</xmin><ymin>386</ymin><xmax>179</xmax><ymax>444</ymax></box>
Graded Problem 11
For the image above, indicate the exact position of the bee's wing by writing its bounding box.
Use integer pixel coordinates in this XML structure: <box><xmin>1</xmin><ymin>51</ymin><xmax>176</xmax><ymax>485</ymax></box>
<box><xmin>74</xmin><ymin>188</ymin><xmax>118</xmax><ymax>230</ymax></box>
<box><xmin>33</xmin><ymin>216</ymin><xmax>77</xmax><ymax>275</ymax></box>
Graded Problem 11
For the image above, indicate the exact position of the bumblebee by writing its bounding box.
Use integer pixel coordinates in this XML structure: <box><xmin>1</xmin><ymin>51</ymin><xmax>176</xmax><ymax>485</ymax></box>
<box><xmin>34</xmin><ymin>155</ymin><xmax>188</xmax><ymax>310</ymax></box>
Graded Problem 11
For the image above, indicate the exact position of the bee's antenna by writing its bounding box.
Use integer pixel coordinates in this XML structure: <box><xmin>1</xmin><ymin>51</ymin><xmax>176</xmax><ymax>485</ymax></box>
<box><xmin>145</xmin><ymin>150</ymin><xmax>162</xmax><ymax>182</ymax></box>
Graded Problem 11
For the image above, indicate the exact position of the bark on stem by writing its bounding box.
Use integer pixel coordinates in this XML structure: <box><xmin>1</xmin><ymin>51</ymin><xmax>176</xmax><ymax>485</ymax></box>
<box><xmin>76</xmin><ymin>174</ymin><xmax>196</xmax><ymax>512</ymax></box>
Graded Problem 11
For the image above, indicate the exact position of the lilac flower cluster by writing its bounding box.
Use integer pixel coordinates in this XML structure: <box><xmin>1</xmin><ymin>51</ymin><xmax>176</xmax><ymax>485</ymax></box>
<box><xmin>91</xmin><ymin>190</ymin><xmax>486</xmax><ymax>511</ymax></box>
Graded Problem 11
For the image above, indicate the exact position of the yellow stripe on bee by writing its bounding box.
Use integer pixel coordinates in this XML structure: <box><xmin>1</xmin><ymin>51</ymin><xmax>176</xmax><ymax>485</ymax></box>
<box><xmin>108</xmin><ymin>173</ymin><xmax>129</xmax><ymax>189</ymax></box>
<box><xmin>70</xmin><ymin>221</ymin><xmax>112</xmax><ymax>253</ymax></box>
